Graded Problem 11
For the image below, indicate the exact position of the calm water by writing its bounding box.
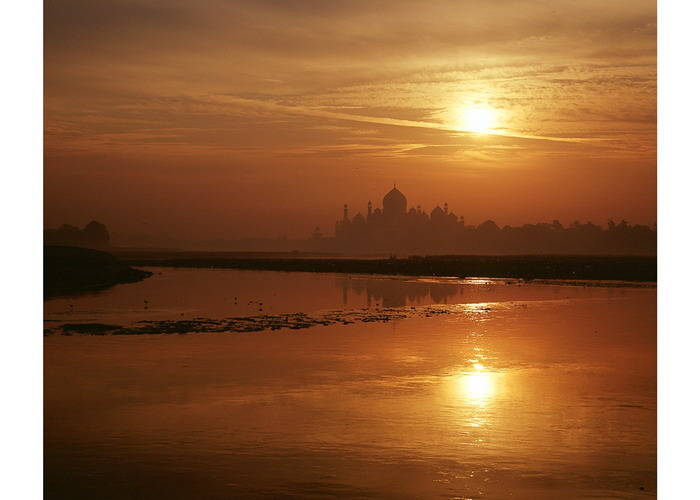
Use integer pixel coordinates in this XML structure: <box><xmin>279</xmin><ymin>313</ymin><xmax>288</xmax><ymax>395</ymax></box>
<box><xmin>44</xmin><ymin>268</ymin><xmax>656</xmax><ymax>499</ymax></box>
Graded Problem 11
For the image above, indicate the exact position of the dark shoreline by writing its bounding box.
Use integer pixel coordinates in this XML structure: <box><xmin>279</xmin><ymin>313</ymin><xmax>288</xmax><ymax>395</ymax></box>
<box><xmin>114</xmin><ymin>251</ymin><xmax>656</xmax><ymax>282</ymax></box>
<box><xmin>45</xmin><ymin>246</ymin><xmax>152</xmax><ymax>298</ymax></box>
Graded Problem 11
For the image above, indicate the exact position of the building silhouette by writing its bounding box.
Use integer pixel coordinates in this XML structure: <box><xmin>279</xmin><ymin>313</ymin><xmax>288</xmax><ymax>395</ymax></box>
<box><xmin>334</xmin><ymin>185</ymin><xmax>465</xmax><ymax>254</ymax></box>
<box><xmin>325</xmin><ymin>185</ymin><xmax>656</xmax><ymax>255</ymax></box>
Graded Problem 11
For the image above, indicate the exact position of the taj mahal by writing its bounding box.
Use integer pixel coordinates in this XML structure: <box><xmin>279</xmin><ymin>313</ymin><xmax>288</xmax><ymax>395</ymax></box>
<box><xmin>332</xmin><ymin>185</ymin><xmax>466</xmax><ymax>253</ymax></box>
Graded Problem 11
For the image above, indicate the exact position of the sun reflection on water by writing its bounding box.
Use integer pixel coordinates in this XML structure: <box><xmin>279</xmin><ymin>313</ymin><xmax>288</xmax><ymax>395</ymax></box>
<box><xmin>463</xmin><ymin>372</ymin><xmax>493</xmax><ymax>399</ymax></box>
<box><xmin>457</xmin><ymin>362</ymin><xmax>497</xmax><ymax>406</ymax></box>
<box><xmin>456</xmin><ymin>303</ymin><xmax>496</xmax><ymax>320</ymax></box>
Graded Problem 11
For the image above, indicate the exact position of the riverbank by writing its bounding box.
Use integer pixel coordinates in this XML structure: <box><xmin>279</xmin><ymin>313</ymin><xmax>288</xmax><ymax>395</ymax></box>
<box><xmin>45</xmin><ymin>246</ymin><xmax>152</xmax><ymax>298</ymax></box>
<box><xmin>113</xmin><ymin>251</ymin><xmax>656</xmax><ymax>282</ymax></box>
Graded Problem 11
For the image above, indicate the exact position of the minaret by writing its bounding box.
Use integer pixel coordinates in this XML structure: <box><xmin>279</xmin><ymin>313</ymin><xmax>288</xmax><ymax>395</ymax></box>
<box><xmin>367</xmin><ymin>201</ymin><xmax>372</xmax><ymax>218</ymax></box>
<box><xmin>343</xmin><ymin>204</ymin><xmax>349</xmax><ymax>221</ymax></box>
<box><xmin>444</xmin><ymin>202</ymin><xmax>448</xmax><ymax>214</ymax></box>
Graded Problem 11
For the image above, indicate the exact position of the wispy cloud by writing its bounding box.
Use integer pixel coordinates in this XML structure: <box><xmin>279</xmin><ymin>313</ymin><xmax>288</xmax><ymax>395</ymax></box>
<box><xmin>214</xmin><ymin>96</ymin><xmax>600</xmax><ymax>143</ymax></box>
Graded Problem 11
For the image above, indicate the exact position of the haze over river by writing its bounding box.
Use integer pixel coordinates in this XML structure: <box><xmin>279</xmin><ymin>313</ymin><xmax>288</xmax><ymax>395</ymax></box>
<box><xmin>44</xmin><ymin>268</ymin><xmax>656</xmax><ymax>499</ymax></box>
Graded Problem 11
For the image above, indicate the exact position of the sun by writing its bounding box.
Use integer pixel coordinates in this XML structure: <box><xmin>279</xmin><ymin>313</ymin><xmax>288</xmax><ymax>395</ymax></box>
<box><xmin>460</xmin><ymin>107</ymin><xmax>497</xmax><ymax>134</ymax></box>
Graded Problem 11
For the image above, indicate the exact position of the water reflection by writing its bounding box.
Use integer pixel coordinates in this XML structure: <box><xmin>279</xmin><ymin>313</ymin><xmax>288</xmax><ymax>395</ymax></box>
<box><xmin>461</xmin><ymin>371</ymin><xmax>494</xmax><ymax>401</ymax></box>
<box><xmin>44</xmin><ymin>267</ymin><xmax>640</xmax><ymax>328</ymax></box>
<box><xmin>337</xmin><ymin>275</ymin><xmax>466</xmax><ymax>307</ymax></box>
<box><xmin>457</xmin><ymin>363</ymin><xmax>498</xmax><ymax>406</ymax></box>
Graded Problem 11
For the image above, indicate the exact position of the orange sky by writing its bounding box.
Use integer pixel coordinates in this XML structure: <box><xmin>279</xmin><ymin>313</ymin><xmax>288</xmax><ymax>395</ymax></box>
<box><xmin>44</xmin><ymin>0</ymin><xmax>656</xmax><ymax>243</ymax></box>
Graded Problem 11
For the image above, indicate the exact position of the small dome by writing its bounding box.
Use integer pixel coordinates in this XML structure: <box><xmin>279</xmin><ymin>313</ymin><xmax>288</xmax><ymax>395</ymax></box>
<box><xmin>430</xmin><ymin>206</ymin><xmax>444</xmax><ymax>218</ymax></box>
<box><xmin>352</xmin><ymin>213</ymin><xmax>365</xmax><ymax>224</ymax></box>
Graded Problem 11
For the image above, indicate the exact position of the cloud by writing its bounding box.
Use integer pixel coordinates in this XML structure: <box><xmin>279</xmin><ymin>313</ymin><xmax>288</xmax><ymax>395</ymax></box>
<box><xmin>45</xmin><ymin>0</ymin><xmax>656</xmax><ymax>163</ymax></box>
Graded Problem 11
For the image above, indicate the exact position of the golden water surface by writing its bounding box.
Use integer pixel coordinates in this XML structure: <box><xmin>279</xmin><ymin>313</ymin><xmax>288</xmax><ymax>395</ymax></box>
<box><xmin>45</xmin><ymin>269</ymin><xmax>656</xmax><ymax>499</ymax></box>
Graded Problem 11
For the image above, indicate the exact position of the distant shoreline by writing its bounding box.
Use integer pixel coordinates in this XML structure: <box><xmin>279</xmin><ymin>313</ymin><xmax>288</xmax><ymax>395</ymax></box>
<box><xmin>114</xmin><ymin>251</ymin><xmax>656</xmax><ymax>283</ymax></box>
